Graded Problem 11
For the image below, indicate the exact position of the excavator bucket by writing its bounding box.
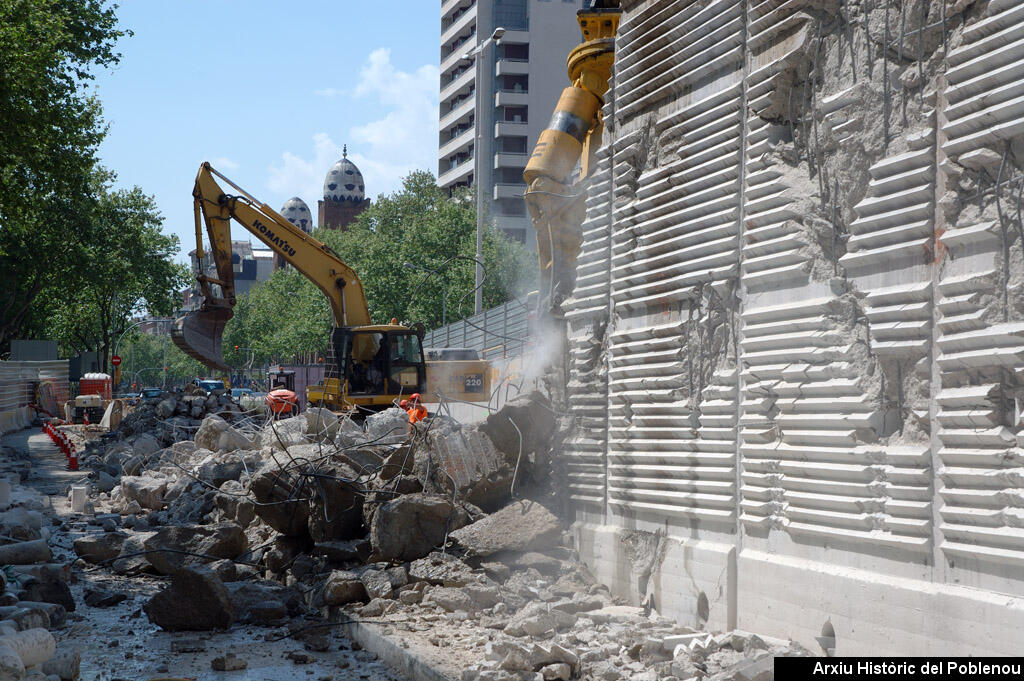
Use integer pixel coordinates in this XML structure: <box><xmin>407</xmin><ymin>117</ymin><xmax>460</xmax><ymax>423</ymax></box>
<box><xmin>171</xmin><ymin>305</ymin><xmax>234</xmax><ymax>372</ymax></box>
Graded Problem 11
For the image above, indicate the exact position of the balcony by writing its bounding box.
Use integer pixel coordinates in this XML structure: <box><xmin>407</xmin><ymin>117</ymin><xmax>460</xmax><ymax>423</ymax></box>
<box><xmin>493</xmin><ymin>183</ymin><xmax>525</xmax><ymax>200</ymax></box>
<box><xmin>495</xmin><ymin>90</ymin><xmax>529</xmax><ymax>107</ymax></box>
<box><xmin>494</xmin><ymin>120</ymin><xmax>528</xmax><ymax>137</ymax></box>
<box><xmin>440</xmin><ymin>3</ymin><xmax>476</xmax><ymax>48</ymax></box>
<box><xmin>441</xmin><ymin>67</ymin><xmax>475</xmax><ymax>103</ymax></box>
<box><xmin>495</xmin><ymin>59</ymin><xmax>530</xmax><ymax>76</ymax></box>
<box><xmin>494</xmin><ymin>152</ymin><xmax>529</xmax><ymax>169</ymax></box>
<box><xmin>440</xmin><ymin>96</ymin><xmax>475</xmax><ymax>130</ymax></box>
<box><xmin>441</xmin><ymin>36</ymin><xmax>474</xmax><ymax>76</ymax></box>
<box><xmin>438</xmin><ymin>158</ymin><xmax>475</xmax><ymax>188</ymax></box>
<box><xmin>441</xmin><ymin>0</ymin><xmax>473</xmax><ymax>23</ymax></box>
<box><xmin>439</xmin><ymin>126</ymin><xmax>475</xmax><ymax>159</ymax></box>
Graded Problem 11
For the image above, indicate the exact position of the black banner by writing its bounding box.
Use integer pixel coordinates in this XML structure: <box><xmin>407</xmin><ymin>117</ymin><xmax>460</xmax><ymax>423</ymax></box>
<box><xmin>775</xmin><ymin>657</ymin><xmax>1024</xmax><ymax>680</ymax></box>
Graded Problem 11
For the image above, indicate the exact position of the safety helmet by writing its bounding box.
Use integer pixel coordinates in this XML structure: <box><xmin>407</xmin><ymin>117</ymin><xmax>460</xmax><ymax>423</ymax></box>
<box><xmin>399</xmin><ymin>399</ymin><xmax>409</xmax><ymax>408</ymax></box>
<box><xmin>410</xmin><ymin>393</ymin><xmax>421</xmax><ymax>402</ymax></box>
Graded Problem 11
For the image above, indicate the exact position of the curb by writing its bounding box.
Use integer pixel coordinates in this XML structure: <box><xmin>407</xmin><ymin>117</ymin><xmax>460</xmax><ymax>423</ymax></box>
<box><xmin>341</xmin><ymin>620</ymin><xmax>459</xmax><ymax>681</ymax></box>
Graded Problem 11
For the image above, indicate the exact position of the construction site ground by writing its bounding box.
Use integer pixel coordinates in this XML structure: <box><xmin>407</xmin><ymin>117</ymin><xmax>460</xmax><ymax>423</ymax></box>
<box><xmin>1</xmin><ymin>428</ymin><xmax>403</xmax><ymax>681</ymax></box>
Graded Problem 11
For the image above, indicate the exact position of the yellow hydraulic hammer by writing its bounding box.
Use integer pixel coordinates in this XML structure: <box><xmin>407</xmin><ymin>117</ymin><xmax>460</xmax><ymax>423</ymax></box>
<box><xmin>524</xmin><ymin>0</ymin><xmax>620</xmax><ymax>317</ymax></box>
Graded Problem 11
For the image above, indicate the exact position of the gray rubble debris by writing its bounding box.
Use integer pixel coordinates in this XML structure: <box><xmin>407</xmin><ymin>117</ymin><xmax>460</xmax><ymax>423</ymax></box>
<box><xmin>364</xmin><ymin>408</ymin><xmax>409</xmax><ymax>445</ymax></box>
<box><xmin>449</xmin><ymin>500</ymin><xmax>562</xmax><ymax>556</ymax></box>
<box><xmin>194</xmin><ymin>414</ymin><xmax>255</xmax><ymax>452</ymax></box>
<box><xmin>144</xmin><ymin>566</ymin><xmax>234</xmax><ymax>631</ymax></box>
<box><xmin>142</xmin><ymin>522</ymin><xmax>247</xmax><ymax>575</ymax></box>
<box><xmin>369</xmin><ymin>493</ymin><xmax>472</xmax><ymax>562</ymax></box>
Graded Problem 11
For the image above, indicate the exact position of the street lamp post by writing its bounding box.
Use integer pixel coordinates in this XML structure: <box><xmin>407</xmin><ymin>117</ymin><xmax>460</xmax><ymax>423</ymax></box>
<box><xmin>112</xmin><ymin>317</ymin><xmax>172</xmax><ymax>387</ymax></box>
<box><xmin>460</xmin><ymin>26</ymin><xmax>506</xmax><ymax>315</ymax></box>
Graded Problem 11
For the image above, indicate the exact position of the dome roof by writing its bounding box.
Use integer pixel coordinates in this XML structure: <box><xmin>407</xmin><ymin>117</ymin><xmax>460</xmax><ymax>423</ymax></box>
<box><xmin>323</xmin><ymin>146</ymin><xmax>366</xmax><ymax>203</ymax></box>
<box><xmin>280</xmin><ymin>197</ymin><xmax>312</xmax><ymax>232</ymax></box>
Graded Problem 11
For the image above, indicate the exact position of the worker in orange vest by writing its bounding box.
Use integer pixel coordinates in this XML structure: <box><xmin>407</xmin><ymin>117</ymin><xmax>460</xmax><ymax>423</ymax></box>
<box><xmin>408</xmin><ymin>393</ymin><xmax>428</xmax><ymax>425</ymax></box>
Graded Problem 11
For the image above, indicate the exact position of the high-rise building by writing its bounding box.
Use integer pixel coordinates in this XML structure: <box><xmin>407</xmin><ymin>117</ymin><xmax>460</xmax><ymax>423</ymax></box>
<box><xmin>437</xmin><ymin>0</ymin><xmax>585</xmax><ymax>249</ymax></box>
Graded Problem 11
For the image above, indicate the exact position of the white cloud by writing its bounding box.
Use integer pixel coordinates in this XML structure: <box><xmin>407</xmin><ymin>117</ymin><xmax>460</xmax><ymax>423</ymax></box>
<box><xmin>267</xmin><ymin>49</ymin><xmax>439</xmax><ymax>208</ymax></box>
<box><xmin>266</xmin><ymin>132</ymin><xmax>342</xmax><ymax>204</ymax></box>
<box><xmin>349</xmin><ymin>48</ymin><xmax>440</xmax><ymax>195</ymax></box>
<box><xmin>209</xmin><ymin>156</ymin><xmax>239</xmax><ymax>170</ymax></box>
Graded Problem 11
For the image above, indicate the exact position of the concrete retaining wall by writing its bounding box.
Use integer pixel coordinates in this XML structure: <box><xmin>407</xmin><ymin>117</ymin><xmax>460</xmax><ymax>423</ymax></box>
<box><xmin>565</xmin><ymin>0</ymin><xmax>1024</xmax><ymax>655</ymax></box>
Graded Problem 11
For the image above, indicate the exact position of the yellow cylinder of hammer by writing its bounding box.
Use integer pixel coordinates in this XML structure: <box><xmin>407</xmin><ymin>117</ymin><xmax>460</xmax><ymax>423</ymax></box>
<box><xmin>524</xmin><ymin>86</ymin><xmax>601</xmax><ymax>185</ymax></box>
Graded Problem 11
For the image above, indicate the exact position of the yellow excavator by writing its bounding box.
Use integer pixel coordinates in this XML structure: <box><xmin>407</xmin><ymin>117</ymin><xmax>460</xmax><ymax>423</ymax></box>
<box><xmin>174</xmin><ymin>162</ymin><xmax>487</xmax><ymax>414</ymax></box>
<box><xmin>521</xmin><ymin>0</ymin><xmax>619</xmax><ymax>394</ymax></box>
<box><xmin>524</xmin><ymin>0</ymin><xmax>619</xmax><ymax>318</ymax></box>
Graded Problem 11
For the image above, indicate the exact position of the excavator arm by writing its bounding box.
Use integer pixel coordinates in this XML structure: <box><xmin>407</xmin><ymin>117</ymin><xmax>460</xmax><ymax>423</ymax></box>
<box><xmin>173</xmin><ymin>162</ymin><xmax>371</xmax><ymax>370</ymax></box>
<box><xmin>524</xmin><ymin>0</ymin><xmax>620</xmax><ymax>316</ymax></box>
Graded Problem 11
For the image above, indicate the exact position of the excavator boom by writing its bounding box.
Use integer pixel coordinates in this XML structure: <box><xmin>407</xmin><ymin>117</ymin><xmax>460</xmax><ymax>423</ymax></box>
<box><xmin>173</xmin><ymin>162</ymin><xmax>371</xmax><ymax>371</ymax></box>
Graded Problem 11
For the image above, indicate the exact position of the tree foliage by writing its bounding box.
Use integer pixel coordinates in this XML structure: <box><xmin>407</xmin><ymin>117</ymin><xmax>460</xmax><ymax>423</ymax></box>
<box><xmin>321</xmin><ymin>170</ymin><xmax>536</xmax><ymax>328</ymax></box>
<box><xmin>220</xmin><ymin>269</ymin><xmax>332</xmax><ymax>368</ymax></box>
<box><xmin>118</xmin><ymin>330</ymin><xmax>204</xmax><ymax>389</ymax></box>
<box><xmin>0</xmin><ymin>0</ymin><xmax>129</xmax><ymax>351</ymax></box>
<box><xmin>217</xmin><ymin>171</ymin><xmax>537</xmax><ymax>368</ymax></box>
<box><xmin>44</xmin><ymin>174</ymin><xmax>189</xmax><ymax>366</ymax></box>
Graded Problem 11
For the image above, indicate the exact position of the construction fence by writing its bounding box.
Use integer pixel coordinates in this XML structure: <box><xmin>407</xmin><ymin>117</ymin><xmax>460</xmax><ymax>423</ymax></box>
<box><xmin>0</xmin><ymin>360</ymin><xmax>69</xmax><ymax>435</ymax></box>
<box><xmin>422</xmin><ymin>296</ymin><xmax>532</xmax><ymax>360</ymax></box>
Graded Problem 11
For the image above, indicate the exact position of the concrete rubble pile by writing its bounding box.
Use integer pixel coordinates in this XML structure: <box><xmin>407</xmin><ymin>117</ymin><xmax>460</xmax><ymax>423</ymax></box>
<box><xmin>0</xmin><ymin>445</ymin><xmax>83</xmax><ymax>681</ymax></box>
<box><xmin>48</xmin><ymin>389</ymin><xmax>808</xmax><ymax>680</ymax></box>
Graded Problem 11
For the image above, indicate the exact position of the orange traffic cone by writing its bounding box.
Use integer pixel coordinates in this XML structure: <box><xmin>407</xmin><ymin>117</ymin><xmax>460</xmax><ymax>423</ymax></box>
<box><xmin>67</xmin><ymin>451</ymin><xmax>78</xmax><ymax>471</ymax></box>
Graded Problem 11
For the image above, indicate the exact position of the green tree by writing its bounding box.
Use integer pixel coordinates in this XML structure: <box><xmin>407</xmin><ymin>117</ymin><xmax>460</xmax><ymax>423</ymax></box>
<box><xmin>214</xmin><ymin>170</ymin><xmax>536</xmax><ymax>369</ymax></box>
<box><xmin>221</xmin><ymin>268</ymin><xmax>331</xmax><ymax>367</ymax></box>
<box><xmin>118</xmin><ymin>331</ymin><xmax>204</xmax><ymax>388</ymax></box>
<box><xmin>0</xmin><ymin>0</ymin><xmax>127</xmax><ymax>351</ymax></box>
<box><xmin>45</xmin><ymin>175</ymin><xmax>189</xmax><ymax>368</ymax></box>
<box><xmin>319</xmin><ymin>170</ymin><xmax>536</xmax><ymax>328</ymax></box>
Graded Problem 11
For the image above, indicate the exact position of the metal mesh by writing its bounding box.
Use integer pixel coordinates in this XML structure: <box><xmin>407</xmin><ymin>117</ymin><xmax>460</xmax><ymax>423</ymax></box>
<box><xmin>422</xmin><ymin>296</ymin><xmax>531</xmax><ymax>359</ymax></box>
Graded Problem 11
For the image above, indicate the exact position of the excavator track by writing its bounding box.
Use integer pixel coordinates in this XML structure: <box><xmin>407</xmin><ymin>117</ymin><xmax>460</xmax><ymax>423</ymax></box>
<box><xmin>171</xmin><ymin>305</ymin><xmax>234</xmax><ymax>372</ymax></box>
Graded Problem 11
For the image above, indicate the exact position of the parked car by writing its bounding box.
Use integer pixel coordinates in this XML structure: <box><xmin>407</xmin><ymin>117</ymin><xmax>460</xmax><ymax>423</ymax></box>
<box><xmin>140</xmin><ymin>387</ymin><xmax>163</xmax><ymax>399</ymax></box>
<box><xmin>230</xmin><ymin>388</ymin><xmax>253</xmax><ymax>401</ymax></box>
<box><xmin>196</xmin><ymin>379</ymin><xmax>226</xmax><ymax>393</ymax></box>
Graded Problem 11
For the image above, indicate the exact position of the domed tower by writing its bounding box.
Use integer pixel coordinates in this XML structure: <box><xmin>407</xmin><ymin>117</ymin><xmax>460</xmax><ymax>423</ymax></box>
<box><xmin>318</xmin><ymin>145</ymin><xmax>371</xmax><ymax>230</ymax></box>
<box><xmin>280</xmin><ymin>196</ymin><xmax>313</xmax><ymax>232</ymax></box>
<box><xmin>275</xmin><ymin>197</ymin><xmax>313</xmax><ymax>269</ymax></box>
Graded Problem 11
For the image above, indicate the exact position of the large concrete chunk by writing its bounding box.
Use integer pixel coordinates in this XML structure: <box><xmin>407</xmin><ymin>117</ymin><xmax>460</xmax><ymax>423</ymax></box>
<box><xmin>144</xmin><ymin>566</ymin><xmax>234</xmax><ymax>631</ymax></box>
<box><xmin>449</xmin><ymin>500</ymin><xmax>561</xmax><ymax>556</ymax></box>
<box><xmin>143</xmin><ymin>523</ymin><xmax>247</xmax><ymax>575</ymax></box>
<box><xmin>305</xmin><ymin>462</ymin><xmax>363</xmax><ymax>542</ymax></box>
<box><xmin>304</xmin><ymin>408</ymin><xmax>339</xmax><ymax>441</ymax></box>
<box><xmin>260</xmin><ymin>415</ymin><xmax>308</xmax><ymax>450</ymax></box>
<box><xmin>321</xmin><ymin>570</ymin><xmax>368</xmax><ymax>606</ymax></box>
<box><xmin>369</xmin><ymin>493</ymin><xmax>471</xmax><ymax>562</ymax></box>
<box><xmin>194</xmin><ymin>414</ymin><xmax>255</xmax><ymax>452</ymax></box>
<box><xmin>249</xmin><ymin>461</ymin><xmax>310</xmax><ymax>537</ymax></box>
<box><xmin>73</xmin><ymin>533</ymin><xmax>126</xmax><ymax>565</ymax></box>
<box><xmin>120</xmin><ymin>475</ymin><xmax>167</xmax><ymax>510</ymax></box>
<box><xmin>480</xmin><ymin>391</ymin><xmax>557</xmax><ymax>458</ymax></box>
<box><xmin>364</xmin><ymin>408</ymin><xmax>409</xmax><ymax>444</ymax></box>
<box><xmin>423</xmin><ymin>422</ymin><xmax>516</xmax><ymax>511</ymax></box>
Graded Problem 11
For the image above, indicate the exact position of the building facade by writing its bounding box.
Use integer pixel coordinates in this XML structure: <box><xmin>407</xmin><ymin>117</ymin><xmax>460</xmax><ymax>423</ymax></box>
<box><xmin>437</xmin><ymin>0</ymin><xmax>585</xmax><ymax>248</ymax></box>
<box><xmin>183</xmin><ymin>241</ymin><xmax>274</xmax><ymax>310</ymax></box>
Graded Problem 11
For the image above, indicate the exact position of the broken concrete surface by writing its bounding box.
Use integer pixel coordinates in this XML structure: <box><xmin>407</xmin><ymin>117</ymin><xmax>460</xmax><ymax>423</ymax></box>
<box><xmin>449</xmin><ymin>499</ymin><xmax>562</xmax><ymax>556</ymax></box>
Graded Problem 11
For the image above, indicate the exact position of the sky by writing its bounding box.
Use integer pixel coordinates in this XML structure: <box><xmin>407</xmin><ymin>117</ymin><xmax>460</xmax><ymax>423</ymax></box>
<box><xmin>91</xmin><ymin>1</ymin><xmax>441</xmax><ymax>263</ymax></box>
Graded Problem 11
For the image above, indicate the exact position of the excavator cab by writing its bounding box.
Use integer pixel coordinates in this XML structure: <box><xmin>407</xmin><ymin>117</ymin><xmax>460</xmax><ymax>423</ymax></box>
<box><xmin>335</xmin><ymin>328</ymin><xmax>425</xmax><ymax>398</ymax></box>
